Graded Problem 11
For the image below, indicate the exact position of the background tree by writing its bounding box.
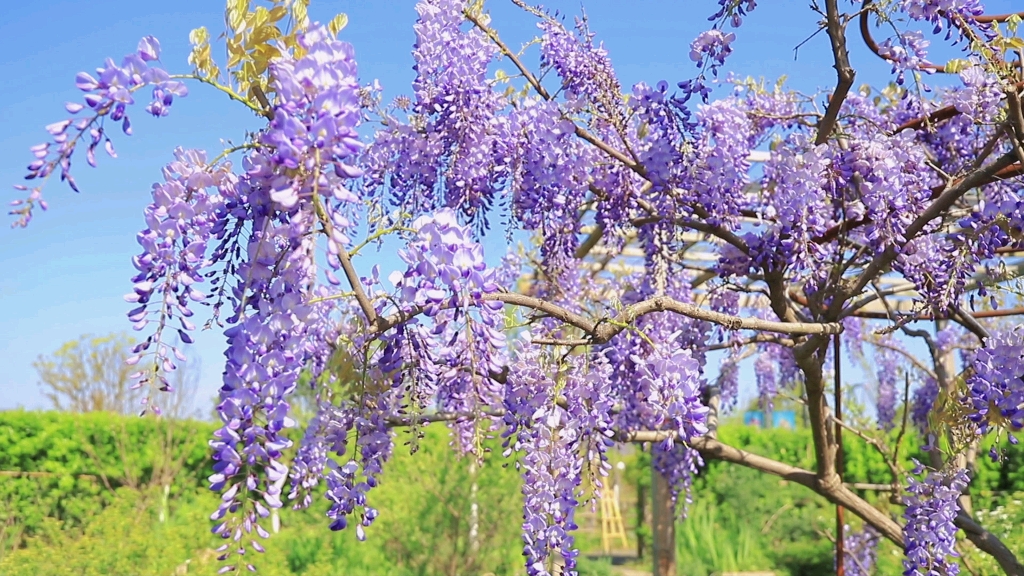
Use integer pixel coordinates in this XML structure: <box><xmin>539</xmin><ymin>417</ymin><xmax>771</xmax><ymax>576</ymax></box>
<box><xmin>33</xmin><ymin>333</ymin><xmax>199</xmax><ymax>419</ymax></box>
<box><xmin>33</xmin><ymin>333</ymin><xmax>142</xmax><ymax>415</ymax></box>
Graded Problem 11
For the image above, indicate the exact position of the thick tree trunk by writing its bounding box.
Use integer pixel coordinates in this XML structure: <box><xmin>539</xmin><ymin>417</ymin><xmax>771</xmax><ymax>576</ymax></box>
<box><xmin>651</xmin><ymin>462</ymin><xmax>676</xmax><ymax>576</ymax></box>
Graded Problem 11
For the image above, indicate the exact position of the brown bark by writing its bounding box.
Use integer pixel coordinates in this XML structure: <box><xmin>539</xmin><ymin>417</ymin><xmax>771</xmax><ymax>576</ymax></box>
<box><xmin>651</xmin><ymin>462</ymin><xmax>676</xmax><ymax>576</ymax></box>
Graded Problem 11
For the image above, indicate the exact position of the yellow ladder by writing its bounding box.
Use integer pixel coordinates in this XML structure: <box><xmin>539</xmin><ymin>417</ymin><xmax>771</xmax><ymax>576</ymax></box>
<box><xmin>600</xmin><ymin>483</ymin><xmax>629</xmax><ymax>554</ymax></box>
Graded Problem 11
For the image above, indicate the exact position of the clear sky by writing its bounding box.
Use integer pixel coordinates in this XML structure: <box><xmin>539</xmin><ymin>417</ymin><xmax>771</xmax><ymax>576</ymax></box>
<box><xmin>1</xmin><ymin>0</ymin><xmax>1009</xmax><ymax>412</ymax></box>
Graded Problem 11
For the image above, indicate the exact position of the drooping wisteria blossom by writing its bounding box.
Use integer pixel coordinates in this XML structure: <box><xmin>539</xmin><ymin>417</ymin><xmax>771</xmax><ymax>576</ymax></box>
<box><xmin>125</xmin><ymin>148</ymin><xmax>236</xmax><ymax>413</ymax></box>
<box><xmin>842</xmin><ymin>525</ymin><xmax>881</xmax><ymax>576</ymax></box>
<box><xmin>11</xmin><ymin>36</ymin><xmax>185</xmax><ymax>227</ymax></box>
<box><xmin>903</xmin><ymin>462</ymin><xmax>970</xmax><ymax>576</ymax></box>
<box><xmin>967</xmin><ymin>325</ymin><xmax>1024</xmax><ymax>436</ymax></box>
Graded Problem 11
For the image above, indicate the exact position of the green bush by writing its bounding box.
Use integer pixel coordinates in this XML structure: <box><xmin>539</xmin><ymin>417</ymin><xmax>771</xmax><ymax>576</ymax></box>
<box><xmin>0</xmin><ymin>410</ymin><xmax>214</xmax><ymax>553</ymax></box>
<box><xmin>0</xmin><ymin>412</ymin><xmax>526</xmax><ymax>576</ymax></box>
<box><xmin>3</xmin><ymin>411</ymin><xmax>1024</xmax><ymax>575</ymax></box>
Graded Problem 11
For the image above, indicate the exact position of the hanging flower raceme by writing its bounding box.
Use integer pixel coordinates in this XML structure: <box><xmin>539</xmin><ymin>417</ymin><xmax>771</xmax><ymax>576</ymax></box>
<box><xmin>288</xmin><ymin>300</ymin><xmax>397</xmax><ymax>540</ymax></box>
<box><xmin>506</xmin><ymin>98</ymin><xmax>593</xmax><ymax>271</ymax></box>
<box><xmin>387</xmin><ymin>208</ymin><xmax>508</xmax><ymax>453</ymax></box>
<box><xmin>912</xmin><ymin>377</ymin><xmax>939</xmax><ymax>434</ymax></box>
<box><xmin>902</xmin><ymin>462</ymin><xmax>969</xmax><ymax>576</ymax></box>
<box><xmin>538</xmin><ymin>15</ymin><xmax>622</xmax><ymax>116</ymax></box>
<box><xmin>842</xmin><ymin>525</ymin><xmax>881</xmax><ymax>576</ymax></box>
<box><xmin>877</xmin><ymin>31</ymin><xmax>932</xmax><ymax>84</ymax></box>
<box><xmin>203</xmin><ymin>23</ymin><xmax>366</xmax><ymax>572</ymax></box>
<box><xmin>261</xmin><ymin>25</ymin><xmax>363</xmax><ymax>212</ymax></box>
<box><xmin>12</xmin><ymin>36</ymin><xmax>185</xmax><ymax>227</ymax></box>
<box><xmin>873</xmin><ymin>335</ymin><xmax>901</xmax><ymax>431</ymax></box>
<box><xmin>209</xmin><ymin>166</ymin><xmax>331</xmax><ymax>569</ymax></box>
<box><xmin>290</xmin><ymin>209</ymin><xmax>511</xmax><ymax>541</ymax></box>
<box><xmin>595</xmin><ymin>271</ymin><xmax>710</xmax><ymax>515</ymax></box>
<box><xmin>966</xmin><ymin>325</ymin><xmax>1024</xmax><ymax>436</ymax></box>
<box><xmin>362</xmin><ymin>0</ymin><xmax>508</xmax><ymax>225</ymax></box>
<box><xmin>125</xmin><ymin>148</ymin><xmax>236</xmax><ymax>414</ymax></box>
<box><xmin>756</xmin><ymin>134</ymin><xmax>834</xmax><ymax>282</ymax></box>
<box><xmin>502</xmin><ymin>338</ymin><xmax>615</xmax><ymax>576</ymax></box>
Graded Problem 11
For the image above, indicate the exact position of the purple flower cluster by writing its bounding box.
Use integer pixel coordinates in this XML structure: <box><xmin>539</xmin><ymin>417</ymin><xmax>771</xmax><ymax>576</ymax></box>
<box><xmin>201</xmin><ymin>23</ymin><xmax>366</xmax><ymax>570</ymax></box>
<box><xmin>290</xmin><ymin>209</ymin><xmax>511</xmax><ymax>542</ymax></box>
<box><xmin>652</xmin><ymin>443</ymin><xmax>703</xmax><ymax>516</ymax></box>
<box><xmin>290</xmin><ymin>299</ymin><xmax>393</xmax><ymax>538</ymax></box>
<box><xmin>895</xmin><ymin>232</ymin><xmax>963</xmax><ymax>312</ymax></box>
<box><xmin>675</xmin><ymin>0</ymin><xmax>756</xmax><ymax>109</ymax></box>
<box><xmin>630</xmin><ymin>82</ymin><xmax>687</xmax><ymax>190</ymax></box>
<box><xmin>902</xmin><ymin>462</ymin><xmax>969</xmax><ymax>576</ymax></box>
<box><xmin>125</xmin><ymin>148</ymin><xmax>236</xmax><ymax>414</ymax></box>
<box><xmin>757</xmin><ymin>134</ymin><xmax>833</xmax><ymax>280</ymax></box>
<box><xmin>502</xmin><ymin>337</ymin><xmax>615</xmax><ymax>576</ymax></box>
<box><xmin>599</xmin><ymin>277</ymin><xmax>711</xmax><ymax>514</ymax></box>
<box><xmin>362</xmin><ymin>0</ymin><xmax>507</xmax><ymax>225</ymax></box>
<box><xmin>947</xmin><ymin>66</ymin><xmax>1003</xmax><ymax>124</ymax></box>
<box><xmin>708</xmin><ymin>0</ymin><xmax>758</xmax><ymax>28</ymax></box>
<box><xmin>842</xmin><ymin>525</ymin><xmax>880</xmax><ymax>576</ymax></box>
<box><xmin>260</xmin><ymin>26</ymin><xmax>364</xmax><ymax>212</ymax></box>
<box><xmin>717</xmin><ymin>354</ymin><xmax>740</xmax><ymax>410</ymax></box>
<box><xmin>873</xmin><ymin>336</ymin><xmax>900</xmax><ymax>431</ymax></box>
<box><xmin>539</xmin><ymin>16</ymin><xmax>621</xmax><ymax>113</ymax></box>
<box><xmin>506</xmin><ymin>99</ymin><xmax>593</xmax><ymax>271</ymax></box>
<box><xmin>209</xmin><ymin>166</ymin><xmax>331</xmax><ymax>565</ymax></box>
<box><xmin>12</xmin><ymin>36</ymin><xmax>185</xmax><ymax>227</ymax></box>
<box><xmin>689</xmin><ymin>30</ymin><xmax>735</xmax><ymax>67</ymax></box>
<box><xmin>687</xmin><ymin>97</ymin><xmax>755</xmax><ymax>225</ymax></box>
<box><xmin>836</xmin><ymin>130</ymin><xmax>934</xmax><ymax>255</ymax></box>
<box><xmin>754</xmin><ymin>351</ymin><xmax>777</xmax><ymax>410</ymax></box>
<box><xmin>877</xmin><ymin>31</ymin><xmax>932</xmax><ymax>84</ymax></box>
<box><xmin>966</xmin><ymin>325</ymin><xmax>1024</xmax><ymax>435</ymax></box>
<box><xmin>625</xmin><ymin>349</ymin><xmax>709</xmax><ymax>440</ymax></box>
<box><xmin>387</xmin><ymin>209</ymin><xmax>508</xmax><ymax>452</ymax></box>
<box><xmin>912</xmin><ymin>377</ymin><xmax>939</xmax><ymax>434</ymax></box>
<box><xmin>901</xmin><ymin>0</ymin><xmax>985</xmax><ymax>28</ymax></box>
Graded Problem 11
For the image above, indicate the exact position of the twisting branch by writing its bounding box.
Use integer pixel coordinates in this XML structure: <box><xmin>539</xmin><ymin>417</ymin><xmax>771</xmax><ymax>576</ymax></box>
<box><xmin>311</xmin><ymin>193</ymin><xmax>379</xmax><ymax>327</ymax></box>
<box><xmin>371</xmin><ymin>292</ymin><xmax>842</xmax><ymax>341</ymax></box>
<box><xmin>386</xmin><ymin>408</ymin><xmax>503</xmax><ymax>427</ymax></box>
<box><xmin>950</xmin><ymin>305</ymin><xmax>992</xmax><ymax>342</ymax></box>
<box><xmin>620</xmin><ymin>430</ymin><xmax>905</xmax><ymax>545</ymax></box>
<box><xmin>816</xmin><ymin>0</ymin><xmax>857</xmax><ymax>145</ymax></box>
<box><xmin>705</xmin><ymin>333</ymin><xmax>796</xmax><ymax>351</ymax></box>
<box><xmin>830</xmin><ymin>413</ymin><xmax>902</xmax><ymax>486</ymax></box>
<box><xmin>488</xmin><ymin>292</ymin><xmax>843</xmax><ymax>343</ymax></box>
<box><xmin>845</xmin><ymin>152</ymin><xmax>1018</xmax><ymax>302</ymax></box>
<box><xmin>956</xmin><ymin>512</ymin><xmax>1024</xmax><ymax>576</ymax></box>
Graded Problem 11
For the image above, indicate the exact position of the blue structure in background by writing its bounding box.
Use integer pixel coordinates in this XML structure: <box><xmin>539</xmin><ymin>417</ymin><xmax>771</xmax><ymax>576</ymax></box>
<box><xmin>744</xmin><ymin>409</ymin><xmax>797</xmax><ymax>429</ymax></box>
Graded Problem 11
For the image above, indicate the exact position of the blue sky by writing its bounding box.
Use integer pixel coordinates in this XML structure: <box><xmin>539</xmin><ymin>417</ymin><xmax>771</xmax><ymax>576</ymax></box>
<box><xmin>1</xmin><ymin>0</ymin><xmax>1009</xmax><ymax>412</ymax></box>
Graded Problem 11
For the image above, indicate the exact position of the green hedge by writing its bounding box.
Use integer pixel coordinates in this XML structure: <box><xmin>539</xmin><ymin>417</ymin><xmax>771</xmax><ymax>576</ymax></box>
<box><xmin>2</xmin><ymin>410</ymin><xmax>1023</xmax><ymax>576</ymax></box>
<box><xmin>0</xmin><ymin>410</ymin><xmax>215</xmax><ymax>546</ymax></box>
<box><xmin>0</xmin><ymin>411</ymin><xmax>526</xmax><ymax>576</ymax></box>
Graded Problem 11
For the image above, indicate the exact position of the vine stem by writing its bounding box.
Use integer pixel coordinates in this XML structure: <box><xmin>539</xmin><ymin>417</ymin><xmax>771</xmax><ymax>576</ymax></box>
<box><xmin>169</xmin><ymin>73</ymin><xmax>267</xmax><ymax>117</ymax></box>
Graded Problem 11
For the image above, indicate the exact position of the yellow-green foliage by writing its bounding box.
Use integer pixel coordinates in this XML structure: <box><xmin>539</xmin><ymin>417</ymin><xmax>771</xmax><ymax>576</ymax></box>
<box><xmin>0</xmin><ymin>410</ymin><xmax>214</xmax><ymax>552</ymax></box>
<box><xmin>0</xmin><ymin>412</ymin><xmax>526</xmax><ymax>576</ymax></box>
<box><xmin>3</xmin><ymin>412</ymin><xmax>1024</xmax><ymax>576</ymax></box>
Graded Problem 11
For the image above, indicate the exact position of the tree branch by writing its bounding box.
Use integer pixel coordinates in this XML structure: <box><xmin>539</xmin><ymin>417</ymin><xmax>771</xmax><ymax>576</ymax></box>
<box><xmin>488</xmin><ymin>293</ymin><xmax>843</xmax><ymax>343</ymax></box>
<box><xmin>846</xmin><ymin>152</ymin><xmax>1018</xmax><ymax>301</ymax></box>
<box><xmin>816</xmin><ymin>0</ymin><xmax>856</xmax><ymax>145</ymax></box>
<box><xmin>621</xmin><ymin>431</ymin><xmax>904</xmax><ymax>545</ymax></box>
<box><xmin>957</xmin><ymin>512</ymin><xmax>1024</xmax><ymax>576</ymax></box>
<box><xmin>371</xmin><ymin>292</ymin><xmax>842</xmax><ymax>341</ymax></box>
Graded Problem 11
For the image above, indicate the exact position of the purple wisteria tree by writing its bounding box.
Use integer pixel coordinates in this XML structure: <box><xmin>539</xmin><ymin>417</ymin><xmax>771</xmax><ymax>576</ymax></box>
<box><xmin>12</xmin><ymin>0</ymin><xmax>1024</xmax><ymax>574</ymax></box>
